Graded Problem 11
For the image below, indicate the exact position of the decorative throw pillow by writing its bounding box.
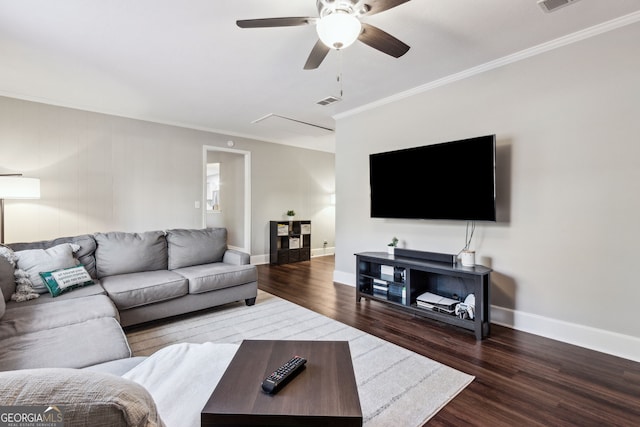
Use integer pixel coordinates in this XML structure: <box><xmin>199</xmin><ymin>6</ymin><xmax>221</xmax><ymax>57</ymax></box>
<box><xmin>40</xmin><ymin>265</ymin><xmax>95</xmax><ymax>297</ymax></box>
<box><xmin>14</xmin><ymin>243</ymin><xmax>81</xmax><ymax>293</ymax></box>
<box><xmin>0</xmin><ymin>245</ymin><xmax>38</xmax><ymax>302</ymax></box>
<box><xmin>11</xmin><ymin>269</ymin><xmax>40</xmax><ymax>302</ymax></box>
<box><xmin>0</xmin><ymin>368</ymin><xmax>165</xmax><ymax>427</ymax></box>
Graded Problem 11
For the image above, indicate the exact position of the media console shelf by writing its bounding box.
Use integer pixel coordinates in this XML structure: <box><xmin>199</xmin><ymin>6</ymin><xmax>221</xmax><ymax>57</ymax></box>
<box><xmin>355</xmin><ymin>249</ymin><xmax>491</xmax><ymax>340</ymax></box>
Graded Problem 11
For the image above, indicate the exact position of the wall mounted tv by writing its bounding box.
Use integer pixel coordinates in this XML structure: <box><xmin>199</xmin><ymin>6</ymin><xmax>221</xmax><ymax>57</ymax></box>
<box><xmin>369</xmin><ymin>135</ymin><xmax>496</xmax><ymax>221</ymax></box>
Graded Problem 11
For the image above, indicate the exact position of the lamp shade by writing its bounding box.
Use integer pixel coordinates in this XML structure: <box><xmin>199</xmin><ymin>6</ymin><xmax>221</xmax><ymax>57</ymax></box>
<box><xmin>0</xmin><ymin>176</ymin><xmax>41</xmax><ymax>199</ymax></box>
<box><xmin>316</xmin><ymin>13</ymin><xmax>362</xmax><ymax>50</ymax></box>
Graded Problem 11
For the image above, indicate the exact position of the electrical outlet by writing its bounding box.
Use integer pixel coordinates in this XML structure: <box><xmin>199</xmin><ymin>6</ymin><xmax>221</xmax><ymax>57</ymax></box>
<box><xmin>195</xmin><ymin>201</ymin><xmax>201</xmax><ymax>209</ymax></box>
<box><xmin>323</xmin><ymin>240</ymin><xmax>328</xmax><ymax>246</ymax></box>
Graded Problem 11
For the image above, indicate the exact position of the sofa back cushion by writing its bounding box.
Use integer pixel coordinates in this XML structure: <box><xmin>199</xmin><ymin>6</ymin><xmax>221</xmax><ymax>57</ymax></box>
<box><xmin>0</xmin><ymin>368</ymin><xmax>164</xmax><ymax>427</ymax></box>
<box><xmin>9</xmin><ymin>234</ymin><xmax>98</xmax><ymax>279</ymax></box>
<box><xmin>166</xmin><ymin>228</ymin><xmax>227</xmax><ymax>270</ymax></box>
<box><xmin>95</xmin><ymin>231</ymin><xmax>167</xmax><ymax>278</ymax></box>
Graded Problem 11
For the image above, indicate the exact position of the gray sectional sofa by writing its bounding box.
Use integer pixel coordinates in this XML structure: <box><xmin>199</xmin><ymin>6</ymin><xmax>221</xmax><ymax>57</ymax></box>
<box><xmin>0</xmin><ymin>227</ymin><xmax>257</xmax><ymax>372</ymax></box>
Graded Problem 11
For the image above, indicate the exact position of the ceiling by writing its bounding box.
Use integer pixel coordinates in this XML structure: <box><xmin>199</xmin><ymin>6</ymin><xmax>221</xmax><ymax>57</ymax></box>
<box><xmin>1</xmin><ymin>0</ymin><xmax>639</xmax><ymax>153</ymax></box>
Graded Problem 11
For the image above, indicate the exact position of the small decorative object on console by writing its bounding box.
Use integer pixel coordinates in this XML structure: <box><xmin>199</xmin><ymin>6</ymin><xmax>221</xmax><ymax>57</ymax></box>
<box><xmin>387</xmin><ymin>237</ymin><xmax>398</xmax><ymax>254</ymax></box>
<box><xmin>460</xmin><ymin>250</ymin><xmax>475</xmax><ymax>267</ymax></box>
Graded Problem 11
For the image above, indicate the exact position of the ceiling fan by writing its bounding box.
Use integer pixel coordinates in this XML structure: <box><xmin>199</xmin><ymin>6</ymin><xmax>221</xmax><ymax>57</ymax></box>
<box><xmin>237</xmin><ymin>0</ymin><xmax>411</xmax><ymax>70</ymax></box>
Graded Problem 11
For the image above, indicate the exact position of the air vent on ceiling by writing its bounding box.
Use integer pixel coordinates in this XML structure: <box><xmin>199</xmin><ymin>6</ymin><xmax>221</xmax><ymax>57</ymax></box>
<box><xmin>537</xmin><ymin>0</ymin><xmax>582</xmax><ymax>13</ymax></box>
<box><xmin>316</xmin><ymin>96</ymin><xmax>342</xmax><ymax>106</ymax></box>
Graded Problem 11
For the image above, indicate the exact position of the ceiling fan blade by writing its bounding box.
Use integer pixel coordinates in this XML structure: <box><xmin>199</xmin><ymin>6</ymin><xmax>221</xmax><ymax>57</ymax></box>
<box><xmin>358</xmin><ymin>23</ymin><xmax>410</xmax><ymax>58</ymax></box>
<box><xmin>236</xmin><ymin>17</ymin><xmax>317</xmax><ymax>28</ymax></box>
<box><xmin>362</xmin><ymin>0</ymin><xmax>411</xmax><ymax>16</ymax></box>
<box><xmin>304</xmin><ymin>40</ymin><xmax>331</xmax><ymax>70</ymax></box>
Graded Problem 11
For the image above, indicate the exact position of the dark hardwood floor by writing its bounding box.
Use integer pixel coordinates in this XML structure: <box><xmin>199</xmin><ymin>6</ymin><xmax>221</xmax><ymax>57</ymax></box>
<box><xmin>257</xmin><ymin>256</ymin><xmax>640</xmax><ymax>426</ymax></box>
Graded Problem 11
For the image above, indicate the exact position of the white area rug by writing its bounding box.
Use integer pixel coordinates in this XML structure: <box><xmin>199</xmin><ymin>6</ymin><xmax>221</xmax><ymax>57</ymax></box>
<box><xmin>126</xmin><ymin>291</ymin><xmax>473</xmax><ymax>426</ymax></box>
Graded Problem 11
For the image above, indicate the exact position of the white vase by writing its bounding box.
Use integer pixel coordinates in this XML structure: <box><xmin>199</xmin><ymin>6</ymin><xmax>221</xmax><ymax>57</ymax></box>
<box><xmin>287</xmin><ymin>216</ymin><xmax>295</xmax><ymax>221</ymax></box>
<box><xmin>460</xmin><ymin>250</ymin><xmax>475</xmax><ymax>266</ymax></box>
<box><xmin>387</xmin><ymin>246</ymin><xmax>395</xmax><ymax>255</ymax></box>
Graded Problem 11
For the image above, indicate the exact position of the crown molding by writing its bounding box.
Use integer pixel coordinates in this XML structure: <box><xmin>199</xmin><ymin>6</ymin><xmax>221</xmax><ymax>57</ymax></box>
<box><xmin>335</xmin><ymin>10</ymin><xmax>640</xmax><ymax>120</ymax></box>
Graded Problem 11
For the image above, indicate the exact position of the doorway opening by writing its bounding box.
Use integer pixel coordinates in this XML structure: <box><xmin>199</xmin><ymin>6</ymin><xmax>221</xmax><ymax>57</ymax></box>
<box><xmin>202</xmin><ymin>145</ymin><xmax>251</xmax><ymax>254</ymax></box>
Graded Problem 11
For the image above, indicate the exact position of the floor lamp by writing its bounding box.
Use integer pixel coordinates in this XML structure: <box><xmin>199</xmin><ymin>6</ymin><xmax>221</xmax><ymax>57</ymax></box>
<box><xmin>0</xmin><ymin>174</ymin><xmax>41</xmax><ymax>244</ymax></box>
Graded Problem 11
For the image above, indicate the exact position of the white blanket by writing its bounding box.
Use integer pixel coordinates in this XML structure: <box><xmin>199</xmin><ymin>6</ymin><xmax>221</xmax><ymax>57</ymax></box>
<box><xmin>123</xmin><ymin>342</ymin><xmax>239</xmax><ymax>427</ymax></box>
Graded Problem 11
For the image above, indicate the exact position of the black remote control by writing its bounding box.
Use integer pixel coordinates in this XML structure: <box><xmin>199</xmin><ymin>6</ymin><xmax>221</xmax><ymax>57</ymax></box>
<box><xmin>261</xmin><ymin>355</ymin><xmax>307</xmax><ymax>394</ymax></box>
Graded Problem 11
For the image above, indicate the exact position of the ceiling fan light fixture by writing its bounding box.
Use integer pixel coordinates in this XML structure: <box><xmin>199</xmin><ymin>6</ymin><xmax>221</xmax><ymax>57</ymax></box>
<box><xmin>316</xmin><ymin>12</ymin><xmax>361</xmax><ymax>50</ymax></box>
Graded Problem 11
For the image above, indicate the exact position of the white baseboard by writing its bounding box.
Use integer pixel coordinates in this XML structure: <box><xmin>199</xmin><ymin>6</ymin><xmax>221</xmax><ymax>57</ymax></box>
<box><xmin>312</xmin><ymin>247</ymin><xmax>335</xmax><ymax>257</ymax></box>
<box><xmin>333</xmin><ymin>270</ymin><xmax>356</xmax><ymax>287</ymax></box>
<box><xmin>333</xmin><ymin>269</ymin><xmax>640</xmax><ymax>363</ymax></box>
<box><xmin>491</xmin><ymin>306</ymin><xmax>640</xmax><ymax>363</ymax></box>
<box><xmin>250</xmin><ymin>254</ymin><xmax>269</xmax><ymax>265</ymax></box>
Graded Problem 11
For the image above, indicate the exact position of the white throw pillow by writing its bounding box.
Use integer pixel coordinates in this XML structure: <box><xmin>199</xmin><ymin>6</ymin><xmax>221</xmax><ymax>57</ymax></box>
<box><xmin>14</xmin><ymin>243</ymin><xmax>80</xmax><ymax>293</ymax></box>
<box><xmin>0</xmin><ymin>368</ymin><xmax>165</xmax><ymax>427</ymax></box>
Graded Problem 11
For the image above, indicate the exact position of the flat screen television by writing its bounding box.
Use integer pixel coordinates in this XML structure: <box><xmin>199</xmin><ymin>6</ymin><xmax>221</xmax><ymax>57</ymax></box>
<box><xmin>369</xmin><ymin>135</ymin><xmax>496</xmax><ymax>221</ymax></box>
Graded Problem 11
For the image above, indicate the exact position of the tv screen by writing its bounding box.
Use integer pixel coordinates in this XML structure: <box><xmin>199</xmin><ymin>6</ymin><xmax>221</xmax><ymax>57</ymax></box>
<box><xmin>369</xmin><ymin>135</ymin><xmax>496</xmax><ymax>221</ymax></box>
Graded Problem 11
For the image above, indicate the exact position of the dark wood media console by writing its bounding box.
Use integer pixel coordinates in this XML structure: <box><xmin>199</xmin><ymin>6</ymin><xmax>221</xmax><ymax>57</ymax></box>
<box><xmin>355</xmin><ymin>249</ymin><xmax>491</xmax><ymax>340</ymax></box>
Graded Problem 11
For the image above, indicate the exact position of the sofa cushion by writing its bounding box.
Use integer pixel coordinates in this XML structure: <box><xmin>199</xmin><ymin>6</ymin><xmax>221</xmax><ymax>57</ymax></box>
<box><xmin>95</xmin><ymin>231</ymin><xmax>168</xmax><ymax>278</ymax></box>
<box><xmin>0</xmin><ymin>368</ymin><xmax>164</xmax><ymax>427</ymax></box>
<box><xmin>14</xmin><ymin>243</ymin><xmax>80</xmax><ymax>293</ymax></box>
<box><xmin>0</xmin><ymin>317</ymin><xmax>132</xmax><ymax>371</ymax></box>
<box><xmin>101</xmin><ymin>270</ymin><xmax>188</xmax><ymax>310</ymax></box>
<box><xmin>0</xmin><ymin>294</ymin><xmax>119</xmax><ymax>340</ymax></box>
<box><xmin>166</xmin><ymin>228</ymin><xmax>227</xmax><ymax>270</ymax></box>
<box><xmin>173</xmin><ymin>263</ymin><xmax>258</xmax><ymax>294</ymax></box>
<box><xmin>5</xmin><ymin>281</ymin><xmax>107</xmax><ymax>309</ymax></box>
<box><xmin>9</xmin><ymin>234</ymin><xmax>98</xmax><ymax>279</ymax></box>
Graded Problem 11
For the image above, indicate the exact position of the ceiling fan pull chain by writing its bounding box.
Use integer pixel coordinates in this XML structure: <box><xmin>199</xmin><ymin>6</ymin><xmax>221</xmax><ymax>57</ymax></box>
<box><xmin>338</xmin><ymin>49</ymin><xmax>344</xmax><ymax>98</ymax></box>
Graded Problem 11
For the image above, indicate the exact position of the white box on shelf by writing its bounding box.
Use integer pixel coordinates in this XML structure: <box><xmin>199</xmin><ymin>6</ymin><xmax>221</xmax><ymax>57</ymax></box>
<box><xmin>380</xmin><ymin>265</ymin><xmax>394</xmax><ymax>281</ymax></box>
<box><xmin>277</xmin><ymin>224</ymin><xmax>289</xmax><ymax>236</ymax></box>
<box><xmin>301</xmin><ymin>224</ymin><xmax>311</xmax><ymax>234</ymax></box>
<box><xmin>289</xmin><ymin>237</ymin><xmax>300</xmax><ymax>249</ymax></box>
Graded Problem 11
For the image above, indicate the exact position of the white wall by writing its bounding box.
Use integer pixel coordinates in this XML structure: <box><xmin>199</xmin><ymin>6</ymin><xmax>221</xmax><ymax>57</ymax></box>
<box><xmin>0</xmin><ymin>96</ymin><xmax>335</xmax><ymax>260</ymax></box>
<box><xmin>334</xmin><ymin>22</ymin><xmax>640</xmax><ymax>361</ymax></box>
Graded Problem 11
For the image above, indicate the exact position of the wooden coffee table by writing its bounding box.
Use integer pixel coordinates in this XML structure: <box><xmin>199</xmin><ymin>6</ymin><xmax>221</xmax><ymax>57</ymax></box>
<box><xmin>201</xmin><ymin>340</ymin><xmax>362</xmax><ymax>427</ymax></box>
